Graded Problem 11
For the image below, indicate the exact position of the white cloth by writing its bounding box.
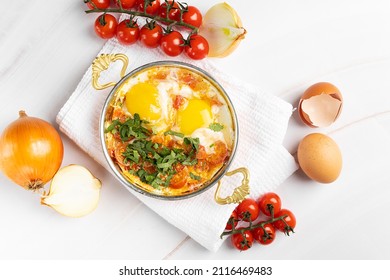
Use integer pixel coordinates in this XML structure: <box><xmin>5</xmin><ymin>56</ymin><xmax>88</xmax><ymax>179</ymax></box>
<box><xmin>56</xmin><ymin>38</ymin><xmax>298</xmax><ymax>252</ymax></box>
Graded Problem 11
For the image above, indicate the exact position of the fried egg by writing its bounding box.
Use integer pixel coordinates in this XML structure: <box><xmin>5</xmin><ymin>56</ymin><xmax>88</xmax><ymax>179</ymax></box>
<box><xmin>105</xmin><ymin>65</ymin><xmax>236</xmax><ymax>196</ymax></box>
<box><xmin>191</xmin><ymin>128</ymin><xmax>226</xmax><ymax>154</ymax></box>
<box><xmin>125</xmin><ymin>82</ymin><xmax>161</xmax><ymax>121</ymax></box>
<box><xmin>121</xmin><ymin>80</ymin><xmax>173</xmax><ymax>133</ymax></box>
<box><xmin>177</xmin><ymin>99</ymin><xmax>213</xmax><ymax>135</ymax></box>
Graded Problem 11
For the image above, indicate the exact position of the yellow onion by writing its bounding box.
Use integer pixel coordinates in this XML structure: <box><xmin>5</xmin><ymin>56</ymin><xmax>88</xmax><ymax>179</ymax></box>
<box><xmin>0</xmin><ymin>110</ymin><xmax>64</xmax><ymax>191</ymax></box>
<box><xmin>41</xmin><ymin>165</ymin><xmax>102</xmax><ymax>218</ymax></box>
<box><xmin>199</xmin><ymin>2</ymin><xmax>246</xmax><ymax>57</ymax></box>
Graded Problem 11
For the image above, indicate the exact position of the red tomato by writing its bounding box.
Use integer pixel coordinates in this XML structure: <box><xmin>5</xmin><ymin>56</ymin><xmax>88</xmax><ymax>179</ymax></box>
<box><xmin>86</xmin><ymin>0</ymin><xmax>110</xmax><ymax>9</ymax></box>
<box><xmin>169</xmin><ymin>165</ymin><xmax>188</xmax><ymax>189</ymax></box>
<box><xmin>160</xmin><ymin>31</ymin><xmax>184</xmax><ymax>56</ymax></box>
<box><xmin>159</xmin><ymin>0</ymin><xmax>180</xmax><ymax>21</ymax></box>
<box><xmin>137</xmin><ymin>0</ymin><xmax>160</xmax><ymax>14</ymax></box>
<box><xmin>231</xmin><ymin>229</ymin><xmax>253</xmax><ymax>251</ymax></box>
<box><xmin>116</xmin><ymin>20</ymin><xmax>140</xmax><ymax>45</ymax></box>
<box><xmin>273</xmin><ymin>209</ymin><xmax>296</xmax><ymax>235</ymax></box>
<box><xmin>207</xmin><ymin>141</ymin><xmax>227</xmax><ymax>165</ymax></box>
<box><xmin>185</xmin><ymin>34</ymin><xmax>209</xmax><ymax>60</ymax></box>
<box><xmin>236</xmin><ymin>198</ymin><xmax>260</xmax><ymax>222</ymax></box>
<box><xmin>115</xmin><ymin>0</ymin><xmax>137</xmax><ymax>9</ymax></box>
<box><xmin>225</xmin><ymin>209</ymin><xmax>238</xmax><ymax>230</ymax></box>
<box><xmin>94</xmin><ymin>14</ymin><xmax>118</xmax><ymax>39</ymax></box>
<box><xmin>257</xmin><ymin>192</ymin><xmax>282</xmax><ymax>217</ymax></box>
<box><xmin>196</xmin><ymin>145</ymin><xmax>207</xmax><ymax>160</ymax></box>
<box><xmin>140</xmin><ymin>22</ymin><xmax>163</xmax><ymax>48</ymax></box>
<box><xmin>252</xmin><ymin>223</ymin><xmax>276</xmax><ymax>245</ymax></box>
<box><xmin>182</xmin><ymin>6</ymin><xmax>202</xmax><ymax>28</ymax></box>
<box><xmin>173</xmin><ymin>95</ymin><xmax>185</xmax><ymax>110</ymax></box>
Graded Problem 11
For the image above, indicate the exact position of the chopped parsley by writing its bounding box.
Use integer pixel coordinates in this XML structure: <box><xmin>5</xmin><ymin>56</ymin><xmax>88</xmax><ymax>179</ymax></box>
<box><xmin>190</xmin><ymin>172</ymin><xmax>201</xmax><ymax>181</ymax></box>
<box><xmin>105</xmin><ymin>113</ymin><xmax>152</xmax><ymax>141</ymax></box>
<box><xmin>107</xmin><ymin>114</ymin><xmax>205</xmax><ymax>189</ymax></box>
<box><xmin>164</xmin><ymin>130</ymin><xmax>184</xmax><ymax>138</ymax></box>
<box><xmin>209</xmin><ymin>123</ymin><xmax>224</xmax><ymax>132</ymax></box>
<box><xmin>184</xmin><ymin>137</ymin><xmax>200</xmax><ymax>151</ymax></box>
<box><xmin>122</xmin><ymin>138</ymin><xmax>200</xmax><ymax>189</ymax></box>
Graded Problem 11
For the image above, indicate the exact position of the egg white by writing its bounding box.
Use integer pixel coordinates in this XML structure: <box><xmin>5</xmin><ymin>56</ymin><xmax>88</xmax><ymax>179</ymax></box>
<box><xmin>191</xmin><ymin>128</ymin><xmax>226</xmax><ymax>154</ymax></box>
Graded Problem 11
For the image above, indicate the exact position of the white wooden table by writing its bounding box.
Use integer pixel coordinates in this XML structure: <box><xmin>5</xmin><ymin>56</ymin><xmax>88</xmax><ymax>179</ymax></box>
<box><xmin>1</xmin><ymin>0</ymin><xmax>389</xmax><ymax>260</ymax></box>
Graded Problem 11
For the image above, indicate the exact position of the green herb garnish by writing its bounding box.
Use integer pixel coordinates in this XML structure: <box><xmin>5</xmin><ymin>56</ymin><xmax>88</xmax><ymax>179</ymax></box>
<box><xmin>184</xmin><ymin>137</ymin><xmax>200</xmax><ymax>151</ymax></box>
<box><xmin>105</xmin><ymin>113</ymin><xmax>152</xmax><ymax>141</ymax></box>
<box><xmin>122</xmin><ymin>138</ymin><xmax>198</xmax><ymax>189</ymax></box>
<box><xmin>209</xmin><ymin>123</ymin><xmax>224</xmax><ymax>132</ymax></box>
<box><xmin>109</xmin><ymin>114</ymin><xmax>204</xmax><ymax>189</ymax></box>
<box><xmin>190</xmin><ymin>172</ymin><xmax>201</xmax><ymax>181</ymax></box>
<box><xmin>164</xmin><ymin>130</ymin><xmax>184</xmax><ymax>138</ymax></box>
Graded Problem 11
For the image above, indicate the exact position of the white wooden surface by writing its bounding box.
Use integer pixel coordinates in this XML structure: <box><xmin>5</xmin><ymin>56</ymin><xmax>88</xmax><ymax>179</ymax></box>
<box><xmin>1</xmin><ymin>0</ymin><xmax>390</xmax><ymax>260</ymax></box>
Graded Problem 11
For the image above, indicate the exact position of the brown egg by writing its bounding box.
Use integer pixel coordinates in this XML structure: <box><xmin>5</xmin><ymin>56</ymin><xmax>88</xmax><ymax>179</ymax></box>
<box><xmin>298</xmin><ymin>82</ymin><xmax>343</xmax><ymax>127</ymax></box>
<box><xmin>297</xmin><ymin>133</ymin><xmax>342</xmax><ymax>183</ymax></box>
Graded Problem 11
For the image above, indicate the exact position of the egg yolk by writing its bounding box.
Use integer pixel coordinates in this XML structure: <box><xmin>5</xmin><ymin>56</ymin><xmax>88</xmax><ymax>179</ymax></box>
<box><xmin>177</xmin><ymin>99</ymin><xmax>212</xmax><ymax>135</ymax></box>
<box><xmin>125</xmin><ymin>83</ymin><xmax>161</xmax><ymax>121</ymax></box>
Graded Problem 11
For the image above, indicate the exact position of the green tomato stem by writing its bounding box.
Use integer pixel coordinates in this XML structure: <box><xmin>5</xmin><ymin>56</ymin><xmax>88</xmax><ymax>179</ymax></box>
<box><xmin>85</xmin><ymin>7</ymin><xmax>198</xmax><ymax>32</ymax></box>
<box><xmin>220</xmin><ymin>214</ymin><xmax>288</xmax><ymax>239</ymax></box>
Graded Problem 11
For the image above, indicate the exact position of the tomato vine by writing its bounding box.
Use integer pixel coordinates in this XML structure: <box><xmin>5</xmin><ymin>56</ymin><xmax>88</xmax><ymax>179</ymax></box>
<box><xmin>85</xmin><ymin>0</ymin><xmax>199</xmax><ymax>32</ymax></box>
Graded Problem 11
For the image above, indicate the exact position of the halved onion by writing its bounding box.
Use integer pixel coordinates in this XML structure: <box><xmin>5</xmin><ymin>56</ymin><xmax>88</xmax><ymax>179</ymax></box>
<box><xmin>41</xmin><ymin>165</ymin><xmax>102</xmax><ymax>218</ymax></box>
<box><xmin>199</xmin><ymin>3</ymin><xmax>246</xmax><ymax>57</ymax></box>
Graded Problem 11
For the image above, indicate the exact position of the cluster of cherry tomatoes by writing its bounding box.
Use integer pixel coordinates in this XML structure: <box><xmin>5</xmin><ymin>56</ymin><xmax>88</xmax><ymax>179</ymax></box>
<box><xmin>224</xmin><ymin>192</ymin><xmax>296</xmax><ymax>251</ymax></box>
<box><xmin>85</xmin><ymin>0</ymin><xmax>209</xmax><ymax>60</ymax></box>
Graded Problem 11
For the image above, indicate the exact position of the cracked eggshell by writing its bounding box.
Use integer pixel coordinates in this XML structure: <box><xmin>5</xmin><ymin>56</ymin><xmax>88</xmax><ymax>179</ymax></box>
<box><xmin>298</xmin><ymin>82</ymin><xmax>343</xmax><ymax>127</ymax></box>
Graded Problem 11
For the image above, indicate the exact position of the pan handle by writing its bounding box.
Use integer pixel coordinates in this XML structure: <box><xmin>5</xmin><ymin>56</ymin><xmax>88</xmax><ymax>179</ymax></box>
<box><xmin>91</xmin><ymin>53</ymin><xmax>129</xmax><ymax>90</ymax></box>
<box><xmin>214</xmin><ymin>167</ymin><xmax>250</xmax><ymax>205</ymax></box>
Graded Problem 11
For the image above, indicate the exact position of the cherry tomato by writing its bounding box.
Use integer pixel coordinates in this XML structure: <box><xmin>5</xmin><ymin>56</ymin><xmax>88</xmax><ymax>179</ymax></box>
<box><xmin>196</xmin><ymin>145</ymin><xmax>207</xmax><ymax>160</ymax></box>
<box><xmin>231</xmin><ymin>229</ymin><xmax>253</xmax><ymax>251</ymax></box>
<box><xmin>185</xmin><ymin>34</ymin><xmax>209</xmax><ymax>60</ymax></box>
<box><xmin>252</xmin><ymin>223</ymin><xmax>276</xmax><ymax>245</ymax></box>
<box><xmin>169</xmin><ymin>165</ymin><xmax>188</xmax><ymax>189</ymax></box>
<box><xmin>86</xmin><ymin>0</ymin><xmax>110</xmax><ymax>9</ymax></box>
<box><xmin>160</xmin><ymin>31</ymin><xmax>184</xmax><ymax>56</ymax></box>
<box><xmin>116</xmin><ymin>20</ymin><xmax>140</xmax><ymax>45</ymax></box>
<box><xmin>225</xmin><ymin>209</ymin><xmax>238</xmax><ymax>230</ymax></box>
<box><xmin>236</xmin><ymin>198</ymin><xmax>260</xmax><ymax>222</ymax></box>
<box><xmin>137</xmin><ymin>0</ymin><xmax>160</xmax><ymax>15</ymax></box>
<box><xmin>207</xmin><ymin>140</ymin><xmax>227</xmax><ymax>165</ymax></box>
<box><xmin>140</xmin><ymin>22</ymin><xmax>163</xmax><ymax>48</ymax></box>
<box><xmin>273</xmin><ymin>209</ymin><xmax>296</xmax><ymax>235</ymax></box>
<box><xmin>182</xmin><ymin>6</ymin><xmax>202</xmax><ymax>28</ymax></box>
<box><xmin>257</xmin><ymin>192</ymin><xmax>282</xmax><ymax>217</ymax></box>
<box><xmin>94</xmin><ymin>14</ymin><xmax>118</xmax><ymax>39</ymax></box>
<box><xmin>159</xmin><ymin>0</ymin><xmax>180</xmax><ymax>21</ymax></box>
<box><xmin>115</xmin><ymin>0</ymin><xmax>137</xmax><ymax>9</ymax></box>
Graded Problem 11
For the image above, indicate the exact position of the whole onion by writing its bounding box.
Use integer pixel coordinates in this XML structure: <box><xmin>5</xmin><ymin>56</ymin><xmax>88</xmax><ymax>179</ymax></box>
<box><xmin>0</xmin><ymin>110</ymin><xmax>64</xmax><ymax>191</ymax></box>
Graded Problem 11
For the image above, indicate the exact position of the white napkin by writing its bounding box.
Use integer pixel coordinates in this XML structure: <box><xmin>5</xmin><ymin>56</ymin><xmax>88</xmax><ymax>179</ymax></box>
<box><xmin>56</xmin><ymin>38</ymin><xmax>298</xmax><ymax>252</ymax></box>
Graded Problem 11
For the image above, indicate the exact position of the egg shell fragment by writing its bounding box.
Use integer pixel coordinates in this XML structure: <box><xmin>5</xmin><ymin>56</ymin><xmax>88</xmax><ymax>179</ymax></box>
<box><xmin>297</xmin><ymin>133</ymin><xmax>342</xmax><ymax>183</ymax></box>
<box><xmin>298</xmin><ymin>82</ymin><xmax>343</xmax><ymax>127</ymax></box>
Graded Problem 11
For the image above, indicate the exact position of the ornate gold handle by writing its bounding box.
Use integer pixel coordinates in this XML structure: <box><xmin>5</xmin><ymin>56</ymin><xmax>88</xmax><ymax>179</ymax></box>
<box><xmin>214</xmin><ymin>167</ymin><xmax>250</xmax><ymax>205</ymax></box>
<box><xmin>92</xmin><ymin>53</ymin><xmax>129</xmax><ymax>90</ymax></box>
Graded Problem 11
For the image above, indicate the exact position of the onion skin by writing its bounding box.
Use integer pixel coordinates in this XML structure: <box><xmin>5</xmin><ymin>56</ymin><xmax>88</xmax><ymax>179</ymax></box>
<box><xmin>0</xmin><ymin>111</ymin><xmax>64</xmax><ymax>191</ymax></box>
<box><xmin>199</xmin><ymin>2</ymin><xmax>246</xmax><ymax>58</ymax></box>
